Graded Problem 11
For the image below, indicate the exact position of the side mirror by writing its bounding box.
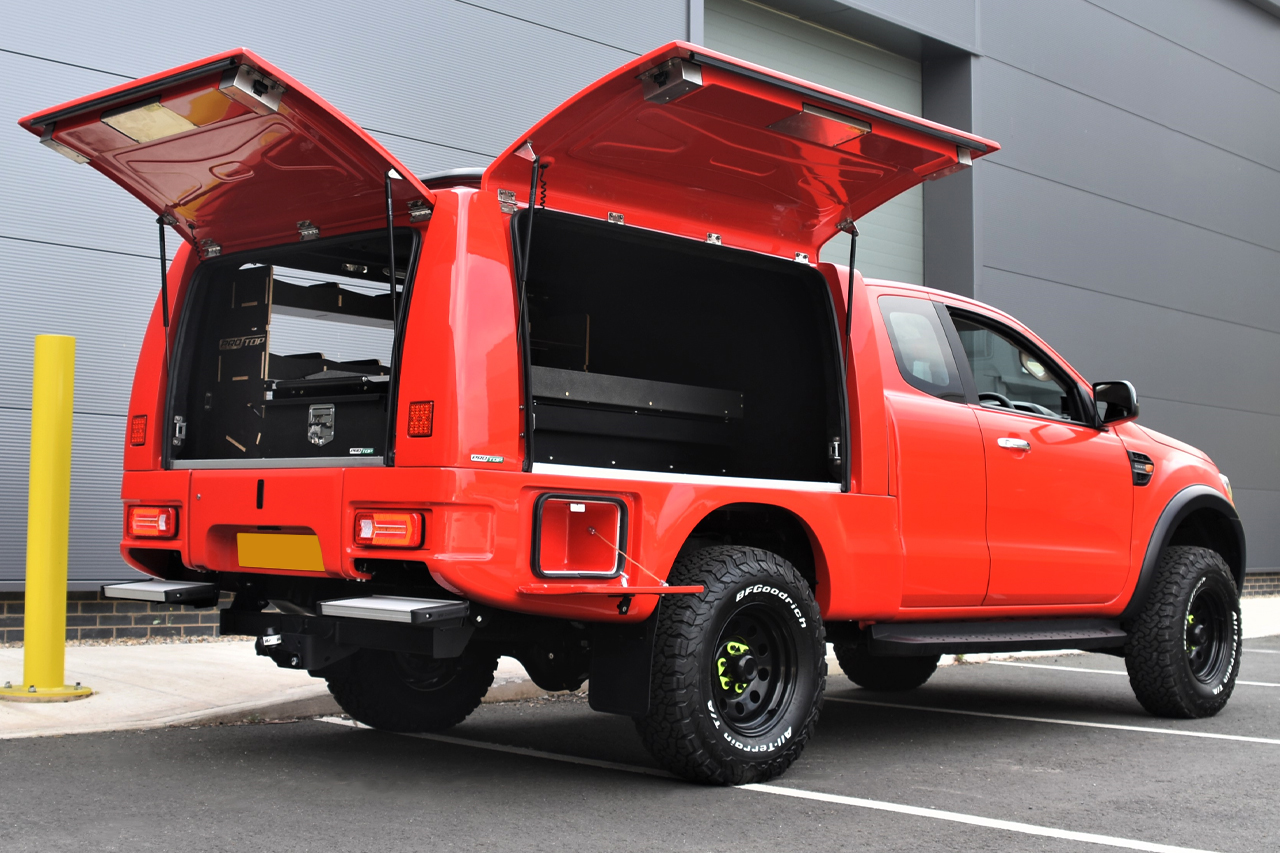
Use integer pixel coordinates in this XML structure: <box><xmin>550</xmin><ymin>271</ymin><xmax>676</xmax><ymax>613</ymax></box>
<box><xmin>1093</xmin><ymin>380</ymin><xmax>1139</xmax><ymax>425</ymax></box>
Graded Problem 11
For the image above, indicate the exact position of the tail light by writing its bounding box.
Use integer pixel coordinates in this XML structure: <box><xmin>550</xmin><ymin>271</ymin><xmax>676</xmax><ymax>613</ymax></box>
<box><xmin>354</xmin><ymin>511</ymin><xmax>424</xmax><ymax>548</ymax></box>
<box><xmin>127</xmin><ymin>506</ymin><xmax>178</xmax><ymax>538</ymax></box>
<box><xmin>129</xmin><ymin>414</ymin><xmax>147</xmax><ymax>446</ymax></box>
<box><xmin>407</xmin><ymin>401</ymin><xmax>434</xmax><ymax>437</ymax></box>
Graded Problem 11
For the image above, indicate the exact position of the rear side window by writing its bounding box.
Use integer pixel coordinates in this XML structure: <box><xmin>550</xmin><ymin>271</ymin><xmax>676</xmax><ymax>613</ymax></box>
<box><xmin>878</xmin><ymin>296</ymin><xmax>965</xmax><ymax>402</ymax></box>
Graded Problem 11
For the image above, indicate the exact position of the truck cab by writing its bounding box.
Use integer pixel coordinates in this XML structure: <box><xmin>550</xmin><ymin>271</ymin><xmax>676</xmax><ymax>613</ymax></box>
<box><xmin>22</xmin><ymin>43</ymin><xmax>1245</xmax><ymax>785</ymax></box>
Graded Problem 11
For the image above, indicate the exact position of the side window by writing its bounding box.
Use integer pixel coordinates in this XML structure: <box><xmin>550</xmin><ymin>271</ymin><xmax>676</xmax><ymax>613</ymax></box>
<box><xmin>950</xmin><ymin>313</ymin><xmax>1084</xmax><ymax>422</ymax></box>
<box><xmin>878</xmin><ymin>296</ymin><xmax>965</xmax><ymax>402</ymax></box>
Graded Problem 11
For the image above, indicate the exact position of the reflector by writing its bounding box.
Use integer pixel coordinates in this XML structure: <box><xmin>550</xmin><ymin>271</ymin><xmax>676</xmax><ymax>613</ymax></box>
<box><xmin>127</xmin><ymin>506</ymin><xmax>178</xmax><ymax>539</ymax></box>
<box><xmin>129</xmin><ymin>414</ymin><xmax>147</xmax><ymax>447</ymax></box>
<box><xmin>407</xmin><ymin>401</ymin><xmax>434</xmax><ymax>437</ymax></box>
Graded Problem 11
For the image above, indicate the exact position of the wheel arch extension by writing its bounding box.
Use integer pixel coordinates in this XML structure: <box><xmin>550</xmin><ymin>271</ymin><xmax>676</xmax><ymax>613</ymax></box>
<box><xmin>1121</xmin><ymin>485</ymin><xmax>1246</xmax><ymax>622</ymax></box>
<box><xmin>676</xmin><ymin>502</ymin><xmax>823</xmax><ymax>592</ymax></box>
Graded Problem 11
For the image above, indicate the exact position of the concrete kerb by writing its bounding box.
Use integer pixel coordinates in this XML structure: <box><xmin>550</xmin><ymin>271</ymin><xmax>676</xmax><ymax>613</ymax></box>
<box><xmin>2</xmin><ymin>597</ymin><xmax>1276</xmax><ymax>739</ymax></box>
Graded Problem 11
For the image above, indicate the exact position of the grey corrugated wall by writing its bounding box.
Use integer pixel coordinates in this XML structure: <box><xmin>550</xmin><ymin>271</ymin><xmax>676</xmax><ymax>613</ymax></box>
<box><xmin>0</xmin><ymin>1</ymin><xmax>687</xmax><ymax>587</ymax></box>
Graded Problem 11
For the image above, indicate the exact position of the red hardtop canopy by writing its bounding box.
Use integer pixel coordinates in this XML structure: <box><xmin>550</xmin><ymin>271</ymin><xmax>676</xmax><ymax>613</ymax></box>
<box><xmin>18</xmin><ymin>49</ymin><xmax>433</xmax><ymax>257</ymax></box>
<box><xmin>486</xmin><ymin>42</ymin><xmax>998</xmax><ymax>256</ymax></box>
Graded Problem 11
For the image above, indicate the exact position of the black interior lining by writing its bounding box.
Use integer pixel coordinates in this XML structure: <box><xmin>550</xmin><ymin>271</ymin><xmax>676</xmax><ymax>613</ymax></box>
<box><xmin>525</xmin><ymin>212</ymin><xmax>843</xmax><ymax>482</ymax></box>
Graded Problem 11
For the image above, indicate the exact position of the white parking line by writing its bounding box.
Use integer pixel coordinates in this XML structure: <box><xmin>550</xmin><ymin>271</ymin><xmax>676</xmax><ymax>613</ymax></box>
<box><xmin>742</xmin><ymin>784</ymin><xmax>1219</xmax><ymax>853</ymax></box>
<box><xmin>826</xmin><ymin>697</ymin><xmax>1280</xmax><ymax>745</ymax></box>
<box><xmin>985</xmin><ymin>660</ymin><xmax>1280</xmax><ymax>687</ymax></box>
<box><xmin>317</xmin><ymin>716</ymin><xmax>1220</xmax><ymax>853</ymax></box>
<box><xmin>1244</xmin><ymin>648</ymin><xmax>1280</xmax><ymax>654</ymax></box>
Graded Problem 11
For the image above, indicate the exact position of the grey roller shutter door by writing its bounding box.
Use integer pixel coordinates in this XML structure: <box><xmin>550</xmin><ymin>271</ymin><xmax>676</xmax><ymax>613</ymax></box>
<box><xmin>704</xmin><ymin>0</ymin><xmax>925</xmax><ymax>284</ymax></box>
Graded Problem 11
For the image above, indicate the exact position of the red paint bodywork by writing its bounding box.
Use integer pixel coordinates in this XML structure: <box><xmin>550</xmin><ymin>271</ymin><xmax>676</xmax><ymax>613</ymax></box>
<box><xmin>24</xmin><ymin>44</ymin><xmax>1233</xmax><ymax>627</ymax></box>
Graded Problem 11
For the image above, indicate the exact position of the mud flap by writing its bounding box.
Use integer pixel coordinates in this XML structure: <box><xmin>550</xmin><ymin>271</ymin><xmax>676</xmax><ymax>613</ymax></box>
<box><xmin>588</xmin><ymin>601</ymin><xmax>661</xmax><ymax>717</ymax></box>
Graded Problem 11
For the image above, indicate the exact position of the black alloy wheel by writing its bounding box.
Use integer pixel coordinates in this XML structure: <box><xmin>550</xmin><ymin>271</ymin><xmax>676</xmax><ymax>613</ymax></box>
<box><xmin>712</xmin><ymin>606</ymin><xmax>798</xmax><ymax>737</ymax></box>
<box><xmin>1185</xmin><ymin>579</ymin><xmax>1234</xmax><ymax>687</ymax></box>
<box><xmin>1125</xmin><ymin>545</ymin><xmax>1241</xmax><ymax>718</ymax></box>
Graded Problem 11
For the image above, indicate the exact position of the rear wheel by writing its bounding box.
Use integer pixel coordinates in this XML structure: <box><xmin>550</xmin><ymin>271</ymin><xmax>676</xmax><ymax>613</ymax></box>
<box><xmin>835</xmin><ymin>644</ymin><xmax>939</xmax><ymax>691</ymax></box>
<box><xmin>1125</xmin><ymin>546</ymin><xmax>1241</xmax><ymax>718</ymax></box>
<box><xmin>326</xmin><ymin>647</ymin><xmax>498</xmax><ymax>732</ymax></box>
<box><xmin>635</xmin><ymin>546</ymin><xmax>825</xmax><ymax>785</ymax></box>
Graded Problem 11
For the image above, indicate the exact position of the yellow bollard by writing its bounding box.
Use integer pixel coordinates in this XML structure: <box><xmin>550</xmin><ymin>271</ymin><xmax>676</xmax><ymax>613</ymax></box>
<box><xmin>0</xmin><ymin>335</ymin><xmax>91</xmax><ymax>702</ymax></box>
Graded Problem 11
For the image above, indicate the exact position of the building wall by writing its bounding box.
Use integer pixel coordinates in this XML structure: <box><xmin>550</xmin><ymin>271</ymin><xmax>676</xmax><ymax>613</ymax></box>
<box><xmin>1</xmin><ymin>0</ymin><xmax>1275</xmax><ymax>586</ymax></box>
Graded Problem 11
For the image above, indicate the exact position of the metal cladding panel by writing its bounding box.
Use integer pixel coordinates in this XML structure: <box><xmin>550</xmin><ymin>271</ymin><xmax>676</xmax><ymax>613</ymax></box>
<box><xmin>1097</xmin><ymin>0</ymin><xmax>1280</xmax><ymax>92</ymax></box>
<box><xmin>0</xmin><ymin>409</ymin><xmax>136</xmax><ymax>586</ymax></box>
<box><xmin>982</xmin><ymin>0</ymin><xmax>1280</xmax><ymax>172</ymax></box>
<box><xmin>977</xmin><ymin>64</ymin><xmax>1280</xmax><ymax>255</ymax></box>
<box><xmin>980</xmin><ymin>166</ymin><xmax>1280</xmax><ymax>337</ymax></box>
<box><xmin>705</xmin><ymin>0</ymin><xmax>926</xmax><ymax>283</ymax></box>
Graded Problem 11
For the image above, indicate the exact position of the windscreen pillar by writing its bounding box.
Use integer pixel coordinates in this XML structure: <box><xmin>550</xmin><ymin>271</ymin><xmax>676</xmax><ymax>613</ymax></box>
<box><xmin>0</xmin><ymin>335</ymin><xmax>92</xmax><ymax>703</ymax></box>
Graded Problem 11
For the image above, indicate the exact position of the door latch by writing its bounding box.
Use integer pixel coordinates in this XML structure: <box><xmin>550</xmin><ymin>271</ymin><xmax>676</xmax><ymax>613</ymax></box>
<box><xmin>172</xmin><ymin>415</ymin><xmax>187</xmax><ymax>447</ymax></box>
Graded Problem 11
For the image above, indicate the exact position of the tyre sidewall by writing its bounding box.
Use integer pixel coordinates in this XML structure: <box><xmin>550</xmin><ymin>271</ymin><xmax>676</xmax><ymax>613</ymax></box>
<box><xmin>1176</xmin><ymin>569</ymin><xmax>1241</xmax><ymax>707</ymax></box>
<box><xmin>693</xmin><ymin>574</ymin><xmax>824</xmax><ymax>763</ymax></box>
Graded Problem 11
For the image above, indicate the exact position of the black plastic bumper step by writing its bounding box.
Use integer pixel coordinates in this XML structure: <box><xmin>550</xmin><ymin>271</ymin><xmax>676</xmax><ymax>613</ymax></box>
<box><xmin>869</xmin><ymin>619</ymin><xmax>1126</xmax><ymax>656</ymax></box>
<box><xmin>101</xmin><ymin>580</ymin><xmax>219</xmax><ymax>606</ymax></box>
<box><xmin>317</xmin><ymin>595</ymin><xmax>468</xmax><ymax>626</ymax></box>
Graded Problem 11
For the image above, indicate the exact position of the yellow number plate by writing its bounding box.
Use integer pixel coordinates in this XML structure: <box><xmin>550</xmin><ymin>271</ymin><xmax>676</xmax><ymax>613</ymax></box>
<box><xmin>236</xmin><ymin>533</ymin><xmax>325</xmax><ymax>572</ymax></box>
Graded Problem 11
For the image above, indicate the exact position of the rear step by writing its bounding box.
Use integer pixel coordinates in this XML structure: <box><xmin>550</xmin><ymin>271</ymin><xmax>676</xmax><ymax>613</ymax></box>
<box><xmin>869</xmin><ymin>619</ymin><xmax>1126</xmax><ymax>656</ymax></box>
<box><xmin>102</xmin><ymin>580</ymin><xmax>219</xmax><ymax>606</ymax></box>
<box><xmin>317</xmin><ymin>595</ymin><xmax>468</xmax><ymax>626</ymax></box>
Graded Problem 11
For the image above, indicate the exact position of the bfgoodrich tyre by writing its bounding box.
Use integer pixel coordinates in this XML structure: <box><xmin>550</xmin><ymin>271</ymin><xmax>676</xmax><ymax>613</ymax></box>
<box><xmin>1125</xmin><ymin>546</ymin><xmax>1241</xmax><ymax>718</ymax></box>
<box><xmin>326</xmin><ymin>647</ymin><xmax>498</xmax><ymax>732</ymax></box>
<box><xmin>635</xmin><ymin>546</ymin><xmax>825</xmax><ymax>785</ymax></box>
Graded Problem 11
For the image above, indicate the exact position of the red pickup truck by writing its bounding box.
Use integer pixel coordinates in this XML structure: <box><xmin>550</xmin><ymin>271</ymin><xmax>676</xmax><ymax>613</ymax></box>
<box><xmin>23</xmin><ymin>43</ymin><xmax>1244</xmax><ymax>785</ymax></box>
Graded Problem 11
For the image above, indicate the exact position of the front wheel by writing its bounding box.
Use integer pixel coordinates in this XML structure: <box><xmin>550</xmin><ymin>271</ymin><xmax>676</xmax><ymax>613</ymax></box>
<box><xmin>326</xmin><ymin>647</ymin><xmax>499</xmax><ymax>732</ymax></box>
<box><xmin>635</xmin><ymin>546</ymin><xmax>825</xmax><ymax>785</ymax></box>
<box><xmin>1125</xmin><ymin>546</ymin><xmax>1241</xmax><ymax>718</ymax></box>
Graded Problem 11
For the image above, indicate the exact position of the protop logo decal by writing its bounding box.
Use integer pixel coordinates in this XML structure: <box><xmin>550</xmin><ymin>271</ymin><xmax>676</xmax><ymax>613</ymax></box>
<box><xmin>219</xmin><ymin>335</ymin><xmax>267</xmax><ymax>351</ymax></box>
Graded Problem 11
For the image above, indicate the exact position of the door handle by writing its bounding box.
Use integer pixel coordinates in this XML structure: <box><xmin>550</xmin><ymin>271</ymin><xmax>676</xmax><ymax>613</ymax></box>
<box><xmin>997</xmin><ymin>437</ymin><xmax>1031</xmax><ymax>451</ymax></box>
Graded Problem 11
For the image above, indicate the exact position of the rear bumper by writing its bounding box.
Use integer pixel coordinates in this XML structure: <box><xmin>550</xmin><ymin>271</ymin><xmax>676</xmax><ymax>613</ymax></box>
<box><xmin>120</xmin><ymin>465</ymin><xmax>657</xmax><ymax>621</ymax></box>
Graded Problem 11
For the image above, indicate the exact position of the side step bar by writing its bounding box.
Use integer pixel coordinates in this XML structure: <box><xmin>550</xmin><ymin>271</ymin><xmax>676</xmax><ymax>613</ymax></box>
<box><xmin>318</xmin><ymin>595</ymin><xmax>468</xmax><ymax>626</ymax></box>
<box><xmin>869</xmin><ymin>619</ymin><xmax>1126</xmax><ymax>656</ymax></box>
<box><xmin>102</xmin><ymin>580</ymin><xmax>219</xmax><ymax>606</ymax></box>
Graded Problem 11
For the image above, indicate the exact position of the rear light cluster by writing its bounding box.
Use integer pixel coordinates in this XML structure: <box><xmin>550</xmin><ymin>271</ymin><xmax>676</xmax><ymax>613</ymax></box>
<box><xmin>354</xmin><ymin>511</ymin><xmax>423</xmax><ymax>548</ymax></box>
<box><xmin>129</xmin><ymin>415</ymin><xmax>147</xmax><ymax>446</ymax></box>
<box><xmin>127</xmin><ymin>506</ymin><xmax>177</xmax><ymax>538</ymax></box>
<box><xmin>407</xmin><ymin>401</ymin><xmax>434</xmax><ymax>437</ymax></box>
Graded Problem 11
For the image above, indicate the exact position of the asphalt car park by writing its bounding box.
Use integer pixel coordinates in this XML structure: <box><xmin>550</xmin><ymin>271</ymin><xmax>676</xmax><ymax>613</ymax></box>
<box><xmin>5</xmin><ymin>637</ymin><xmax>1278</xmax><ymax>853</ymax></box>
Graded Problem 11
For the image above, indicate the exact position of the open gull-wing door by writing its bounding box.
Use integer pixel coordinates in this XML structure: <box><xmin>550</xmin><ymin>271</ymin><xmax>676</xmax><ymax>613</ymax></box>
<box><xmin>486</xmin><ymin>42</ymin><xmax>997</xmax><ymax>257</ymax></box>
<box><xmin>19</xmin><ymin>49</ymin><xmax>434</xmax><ymax>257</ymax></box>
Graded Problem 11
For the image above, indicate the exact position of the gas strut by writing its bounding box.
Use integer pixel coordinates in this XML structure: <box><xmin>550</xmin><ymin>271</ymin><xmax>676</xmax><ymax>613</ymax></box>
<box><xmin>842</xmin><ymin>220</ymin><xmax>859</xmax><ymax>365</ymax></box>
<box><xmin>156</xmin><ymin>216</ymin><xmax>171</xmax><ymax>370</ymax></box>
<box><xmin>516</xmin><ymin>150</ymin><xmax>548</xmax><ymax>472</ymax></box>
<box><xmin>385</xmin><ymin>170</ymin><xmax>398</xmax><ymax>323</ymax></box>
